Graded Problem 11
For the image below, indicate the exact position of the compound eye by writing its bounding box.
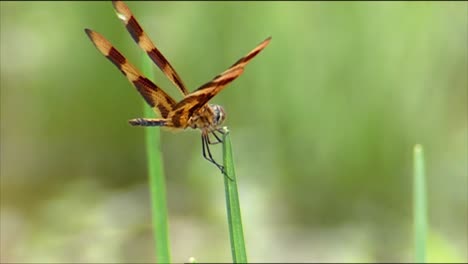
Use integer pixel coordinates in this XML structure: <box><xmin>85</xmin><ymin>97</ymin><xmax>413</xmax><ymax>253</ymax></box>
<box><xmin>213</xmin><ymin>105</ymin><xmax>225</xmax><ymax>125</ymax></box>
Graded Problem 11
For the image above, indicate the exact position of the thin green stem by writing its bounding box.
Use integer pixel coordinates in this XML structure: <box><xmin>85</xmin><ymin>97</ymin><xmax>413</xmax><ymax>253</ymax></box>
<box><xmin>413</xmin><ymin>144</ymin><xmax>427</xmax><ymax>263</ymax></box>
<box><xmin>141</xmin><ymin>54</ymin><xmax>171</xmax><ymax>263</ymax></box>
<box><xmin>222</xmin><ymin>128</ymin><xmax>248</xmax><ymax>263</ymax></box>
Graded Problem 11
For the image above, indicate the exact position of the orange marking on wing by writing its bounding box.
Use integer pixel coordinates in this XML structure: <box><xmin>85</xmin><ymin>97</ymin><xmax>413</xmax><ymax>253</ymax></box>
<box><xmin>170</xmin><ymin>37</ymin><xmax>272</xmax><ymax>120</ymax></box>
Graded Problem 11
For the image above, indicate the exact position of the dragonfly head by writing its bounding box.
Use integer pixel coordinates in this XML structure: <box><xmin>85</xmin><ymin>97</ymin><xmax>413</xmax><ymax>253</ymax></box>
<box><xmin>210</xmin><ymin>104</ymin><xmax>226</xmax><ymax>127</ymax></box>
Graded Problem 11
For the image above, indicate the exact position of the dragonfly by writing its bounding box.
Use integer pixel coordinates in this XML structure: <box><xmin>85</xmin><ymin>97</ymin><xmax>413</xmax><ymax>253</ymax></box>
<box><xmin>85</xmin><ymin>0</ymin><xmax>271</xmax><ymax>174</ymax></box>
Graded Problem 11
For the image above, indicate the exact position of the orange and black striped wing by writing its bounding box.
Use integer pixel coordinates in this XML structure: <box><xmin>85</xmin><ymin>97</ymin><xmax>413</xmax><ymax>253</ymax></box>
<box><xmin>85</xmin><ymin>29</ymin><xmax>176</xmax><ymax>118</ymax></box>
<box><xmin>169</xmin><ymin>37</ymin><xmax>272</xmax><ymax>122</ymax></box>
<box><xmin>112</xmin><ymin>0</ymin><xmax>189</xmax><ymax>96</ymax></box>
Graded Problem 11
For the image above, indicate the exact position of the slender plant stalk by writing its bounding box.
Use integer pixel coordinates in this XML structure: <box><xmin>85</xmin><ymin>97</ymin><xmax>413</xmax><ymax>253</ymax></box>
<box><xmin>413</xmin><ymin>144</ymin><xmax>427</xmax><ymax>263</ymax></box>
<box><xmin>141</xmin><ymin>54</ymin><xmax>171</xmax><ymax>263</ymax></box>
<box><xmin>222</xmin><ymin>127</ymin><xmax>248</xmax><ymax>263</ymax></box>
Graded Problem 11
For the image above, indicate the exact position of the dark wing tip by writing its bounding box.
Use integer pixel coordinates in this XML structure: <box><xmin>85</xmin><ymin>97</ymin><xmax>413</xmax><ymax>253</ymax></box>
<box><xmin>84</xmin><ymin>28</ymin><xmax>101</xmax><ymax>42</ymax></box>
<box><xmin>263</xmin><ymin>36</ymin><xmax>272</xmax><ymax>45</ymax></box>
<box><xmin>111</xmin><ymin>0</ymin><xmax>120</xmax><ymax>9</ymax></box>
<box><xmin>84</xmin><ymin>28</ymin><xmax>92</xmax><ymax>36</ymax></box>
<box><xmin>84</xmin><ymin>28</ymin><xmax>96</xmax><ymax>42</ymax></box>
<box><xmin>112</xmin><ymin>0</ymin><xmax>126</xmax><ymax>14</ymax></box>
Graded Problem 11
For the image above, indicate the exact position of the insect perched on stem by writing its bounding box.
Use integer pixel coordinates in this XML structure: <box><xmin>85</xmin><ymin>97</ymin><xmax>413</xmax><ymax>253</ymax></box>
<box><xmin>85</xmin><ymin>0</ymin><xmax>271</xmax><ymax>174</ymax></box>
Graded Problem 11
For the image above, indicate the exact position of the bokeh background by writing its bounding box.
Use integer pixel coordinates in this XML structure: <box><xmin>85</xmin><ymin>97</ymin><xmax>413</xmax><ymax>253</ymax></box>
<box><xmin>1</xmin><ymin>1</ymin><xmax>467</xmax><ymax>263</ymax></box>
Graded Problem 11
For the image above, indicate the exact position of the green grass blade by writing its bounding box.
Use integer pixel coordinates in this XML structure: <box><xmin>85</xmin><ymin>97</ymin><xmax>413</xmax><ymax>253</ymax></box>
<box><xmin>141</xmin><ymin>54</ymin><xmax>171</xmax><ymax>263</ymax></box>
<box><xmin>413</xmin><ymin>144</ymin><xmax>427</xmax><ymax>263</ymax></box>
<box><xmin>222</xmin><ymin>127</ymin><xmax>248</xmax><ymax>263</ymax></box>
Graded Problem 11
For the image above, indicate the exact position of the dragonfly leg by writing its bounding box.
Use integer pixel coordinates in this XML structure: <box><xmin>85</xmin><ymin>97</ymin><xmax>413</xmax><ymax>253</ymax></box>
<box><xmin>207</xmin><ymin>130</ymin><xmax>224</xmax><ymax>145</ymax></box>
<box><xmin>201</xmin><ymin>134</ymin><xmax>232</xmax><ymax>180</ymax></box>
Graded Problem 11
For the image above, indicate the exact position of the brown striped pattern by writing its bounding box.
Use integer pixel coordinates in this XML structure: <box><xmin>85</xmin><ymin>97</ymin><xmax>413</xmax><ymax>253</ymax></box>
<box><xmin>112</xmin><ymin>0</ymin><xmax>189</xmax><ymax>96</ymax></box>
<box><xmin>85</xmin><ymin>0</ymin><xmax>271</xmax><ymax>174</ymax></box>
<box><xmin>85</xmin><ymin>28</ymin><xmax>175</xmax><ymax>118</ymax></box>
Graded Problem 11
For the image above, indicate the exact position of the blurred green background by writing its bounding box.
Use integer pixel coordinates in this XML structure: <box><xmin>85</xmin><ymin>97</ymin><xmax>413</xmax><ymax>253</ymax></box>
<box><xmin>1</xmin><ymin>1</ymin><xmax>467</xmax><ymax>263</ymax></box>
